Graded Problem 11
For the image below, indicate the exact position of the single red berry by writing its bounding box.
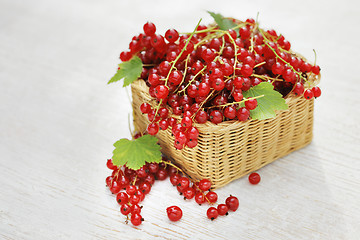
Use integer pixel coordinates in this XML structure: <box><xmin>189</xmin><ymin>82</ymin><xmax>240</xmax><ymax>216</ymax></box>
<box><xmin>177</xmin><ymin>177</ymin><xmax>190</xmax><ymax>192</ymax></box>
<box><xmin>195</xmin><ymin>110</ymin><xmax>208</xmax><ymax>124</ymax></box>
<box><xmin>186</xmin><ymin>138</ymin><xmax>198</xmax><ymax>148</ymax></box>
<box><xmin>165</xmin><ymin>29</ymin><xmax>179</xmax><ymax>43</ymax></box>
<box><xmin>143</xmin><ymin>22</ymin><xmax>156</xmax><ymax>36</ymax></box>
<box><xmin>241</xmin><ymin>64</ymin><xmax>253</xmax><ymax>77</ymax></box>
<box><xmin>209</xmin><ymin>38</ymin><xmax>222</xmax><ymax>51</ymax></box>
<box><xmin>201</xmin><ymin>48</ymin><xmax>216</xmax><ymax>63</ymax></box>
<box><xmin>181</xmin><ymin>116</ymin><xmax>193</xmax><ymax>129</ymax></box>
<box><xmin>225</xmin><ymin>195</ymin><xmax>239</xmax><ymax>212</ymax></box>
<box><xmin>106</xmin><ymin>159</ymin><xmax>117</xmax><ymax>170</ymax></box>
<box><xmin>293</xmin><ymin>82</ymin><xmax>304</xmax><ymax>96</ymax></box>
<box><xmin>130</xmin><ymin>204</ymin><xmax>142</xmax><ymax>214</ymax></box>
<box><xmin>272</xmin><ymin>62</ymin><xmax>285</xmax><ymax>75</ymax></box>
<box><xmin>304</xmin><ymin>89</ymin><xmax>314</xmax><ymax>100</ymax></box>
<box><xmin>116</xmin><ymin>192</ymin><xmax>129</xmax><ymax>205</ymax></box>
<box><xmin>120</xmin><ymin>203</ymin><xmax>131</xmax><ymax>215</ymax></box>
<box><xmin>144</xmin><ymin>174</ymin><xmax>155</xmax><ymax>185</ymax></box>
<box><xmin>120</xmin><ymin>51</ymin><xmax>133</xmax><ymax>62</ymax></box>
<box><xmin>207</xmin><ymin>207</ymin><xmax>219</xmax><ymax>220</ymax></box>
<box><xmin>240</xmin><ymin>26</ymin><xmax>251</xmax><ymax>39</ymax></box>
<box><xmin>158</xmin><ymin>107</ymin><xmax>169</xmax><ymax>119</ymax></box>
<box><xmin>131</xmin><ymin>213</ymin><xmax>143</xmax><ymax>226</ymax></box>
<box><xmin>312</xmin><ymin>86</ymin><xmax>321</xmax><ymax>98</ymax></box>
<box><xmin>140</xmin><ymin>103</ymin><xmax>151</xmax><ymax>114</ymax></box>
<box><xmin>147</xmin><ymin>122</ymin><xmax>159</xmax><ymax>135</ymax></box>
<box><xmin>148</xmin><ymin>73</ymin><xmax>161</xmax><ymax>86</ymax></box>
<box><xmin>198</xmin><ymin>82</ymin><xmax>211</xmax><ymax>97</ymax></box>
<box><xmin>170</xmin><ymin>173</ymin><xmax>181</xmax><ymax>186</ymax></box>
<box><xmin>195</xmin><ymin>192</ymin><xmax>206</xmax><ymax>205</ymax></box>
<box><xmin>154</xmin><ymin>85</ymin><xmax>169</xmax><ymax>99</ymax></box>
<box><xmin>183</xmin><ymin>187</ymin><xmax>196</xmax><ymax>199</ymax></box>
<box><xmin>236</xmin><ymin>107</ymin><xmax>250</xmax><ymax>122</ymax></box>
<box><xmin>206</xmin><ymin>191</ymin><xmax>218</xmax><ymax>203</ymax></box>
<box><xmin>139</xmin><ymin>181</ymin><xmax>152</xmax><ymax>194</ymax></box>
<box><xmin>130</xmin><ymin>194</ymin><xmax>141</xmax><ymax>205</ymax></box>
<box><xmin>249</xmin><ymin>172</ymin><xmax>261</xmax><ymax>184</ymax></box>
<box><xmin>110</xmin><ymin>181</ymin><xmax>121</xmax><ymax>194</ymax></box>
<box><xmin>233</xmin><ymin>76</ymin><xmax>244</xmax><ymax>89</ymax></box>
<box><xmin>106</xmin><ymin>176</ymin><xmax>113</xmax><ymax>187</ymax></box>
<box><xmin>210</xmin><ymin>110</ymin><xmax>223</xmax><ymax>124</ymax></box>
<box><xmin>156</xmin><ymin>168</ymin><xmax>168</xmax><ymax>180</ymax></box>
<box><xmin>312</xmin><ymin>65</ymin><xmax>320</xmax><ymax>75</ymax></box>
<box><xmin>134</xmin><ymin>189</ymin><xmax>145</xmax><ymax>202</ymax></box>
<box><xmin>147</xmin><ymin>163</ymin><xmax>159</xmax><ymax>174</ymax></box>
<box><xmin>136</xmin><ymin>166</ymin><xmax>149</xmax><ymax>178</ymax></box>
<box><xmin>168</xmin><ymin>70</ymin><xmax>183</xmax><ymax>85</ymax></box>
<box><xmin>245</xmin><ymin>99</ymin><xmax>258</xmax><ymax>110</ymax></box>
<box><xmin>175</xmin><ymin>131</ymin><xmax>187</xmax><ymax>146</ymax></box>
<box><xmin>198</xmin><ymin>179</ymin><xmax>211</xmax><ymax>191</ymax></box>
<box><xmin>217</xmin><ymin>204</ymin><xmax>229</xmax><ymax>216</ymax></box>
<box><xmin>126</xmin><ymin>185</ymin><xmax>137</xmax><ymax>196</ymax></box>
<box><xmin>166</xmin><ymin>206</ymin><xmax>183</xmax><ymax>222</ymax></box>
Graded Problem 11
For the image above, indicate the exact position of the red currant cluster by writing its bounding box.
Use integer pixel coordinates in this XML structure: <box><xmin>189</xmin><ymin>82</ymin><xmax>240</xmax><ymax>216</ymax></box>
<box><xmin>106</xmin><ymin>157</ymin><xmax>169</xmax><ymax>226</ymax></box>
<box><xmin>121</xmin><ymin>18</ymin><xmax>321</xmax><ymax>150</ymax></box>
<box><xmin>169</xmin><ymin>167</ymin><xmax>240</xmax><ymax>221</ymax></box>
<box><xmin>106</xmin><ymin>156</ymin><xmax>243</xmax><ymax>225</ymax></box>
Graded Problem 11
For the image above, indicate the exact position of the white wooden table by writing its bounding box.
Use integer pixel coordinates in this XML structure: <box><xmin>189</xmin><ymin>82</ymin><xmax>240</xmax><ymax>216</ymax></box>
<box><xmin>1</xmin><ymin>0</ymin><xmax>359</xmax><ymax>239</ymax></box>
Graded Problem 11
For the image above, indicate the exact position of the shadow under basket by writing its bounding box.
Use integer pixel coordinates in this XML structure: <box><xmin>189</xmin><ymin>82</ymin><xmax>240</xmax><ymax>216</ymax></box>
<box><xmin>131</xmin><ymin>80</ymin><xmax>314</xmax><ymax>189</ymax></box>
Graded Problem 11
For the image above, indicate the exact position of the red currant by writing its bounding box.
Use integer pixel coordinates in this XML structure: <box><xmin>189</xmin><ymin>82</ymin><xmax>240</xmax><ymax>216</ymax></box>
<box><xmin>249</xmin><ymin>172</ymin><xmax>261</xmax><ymax>184</ymax></box>
<box><xmin>183</xmin><ymin>187</ymin><xmax>196</xmax><ymax>199</ymax></box>
<box><xmin>225</xmin><ymin>195</ymin><xmax>239</xmax><ymax>211</ymax></box>
<box><xmin>245</xmin><ymin>99</ymin><xmax>258</xmax><ymax>110</ymax></box>
<box><xmin>205</xmin><ymin>191</ymin><xmax>218</xmax><ymax>203</ymax></box>
<box><xmin>312</xmin><ymin>86</ymin><xmax>321</xmax><ymax>98</ymax></box>
<box><xmin>198</xmin><ymin>179</ymin><xmax>211</xmax><ymax>191</ymax></box>
<box><xmin>217</xmin><ymin>204</ymin><xmax>229</xmax><ymax>216</ymax></box>
<box><xmin>106</xmin><ymin>159</ymin><xmax>117</xmax><ymax>170</ymax></box>
<box><xmin>195</xmin><ymin>192</ymin><xmax>206</xmax><ymax>205</ymax></box>
<box><xmin>143</xmin><ymin>22</ymin><xmax>156</xmax><ymax>36</ymax></box>
<box><xmin>207</xmin><ymin>207</ymin><xmax>219</xmax><ymax>220</ymax></box>
<box><xmin>165</xmin><ymin>29</ymin><xmax>179</xmax><ymax>43</ymax></box>
<box><xmin>130</xmin><ymin>204</ymin><xmax>142</xmax><ymax>214</ymax></box>
<box><xmin>147</xmin><ymin>122</ymin><xmax>159</xmax><ymax>135</ymax></box>
<box><xmin>130</xmin><ymin>213</ymin><xmax>143</xmax><ymax>226</ymax></box>
<box><xmin>166</xmin><ymin>206</ymin><xmax>183</xmax><ymax>222</ymax></box>
<box><xmin>116</xmin><ymin>192</ymin><xmax>129</xmax><ymax>205</ymax></box>
<box><xmin>304</xmin><ymin>89</ymin><xmax>314</xmax><ymax>100</ymax></box>
<box><xmin>120</xmin><ymin>203</ymin><xmax>131</xmax><ymax>215</ymax></box>
<box><xmin>236</xmin><ymin>107</ymin><xmax>250</xmax><ymax>122</ymax></box>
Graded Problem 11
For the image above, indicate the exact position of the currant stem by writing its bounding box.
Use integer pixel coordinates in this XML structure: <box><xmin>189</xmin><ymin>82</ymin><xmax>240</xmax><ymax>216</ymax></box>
<box><xmin>259</xmin><ymin>29</ymin><xmax>308</xmax><ymax>83</ymax></box>
<box><xmin>251</xmin><ymin>73</ymin><xmax>283</xmax><ymax>82</ymax></box>
<box><xmin>205</xmin><ymin>95</ymin><xmax>264</xmax><ymax>109</ymax></box>
<box><xmin>165</xmin><ymin>18</ymin><xmax>203</xmax><ymax>86</ymax></box>
<box><xmin>178</xmin><ymin>66</ymin><xmax>207</xmax><ymax>93</ymax></box>
<box><xmin>313</xmin><ymin>49</ymin><xmax>317</xmax><ymax>65</ymax></box>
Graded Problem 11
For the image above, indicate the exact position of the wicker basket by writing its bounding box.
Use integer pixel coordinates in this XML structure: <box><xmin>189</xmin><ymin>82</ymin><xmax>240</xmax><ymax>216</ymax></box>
<box><xmin>131</xmin><ymin>80</ymin><xmax>314</xmax><ymax>189</ymax></box>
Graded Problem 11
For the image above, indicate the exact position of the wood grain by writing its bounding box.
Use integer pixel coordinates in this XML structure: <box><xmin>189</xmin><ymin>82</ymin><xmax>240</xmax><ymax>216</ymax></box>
<box><xmin>0</xmin><ymin>0</ymin><xmax>359</xmax><ymax>239</ymax></box>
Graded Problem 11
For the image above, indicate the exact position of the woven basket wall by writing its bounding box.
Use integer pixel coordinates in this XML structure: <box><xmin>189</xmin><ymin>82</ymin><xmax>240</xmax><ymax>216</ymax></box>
<box><xmin>131</xmin><ymin>80</ymin><xmax>314</xmax><ymax>189</ymax></box>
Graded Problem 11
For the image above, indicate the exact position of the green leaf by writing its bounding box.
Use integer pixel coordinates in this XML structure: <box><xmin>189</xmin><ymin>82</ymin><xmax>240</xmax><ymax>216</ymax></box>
<box><xmin>111</xmin><ymin>135</ymin><xmax>162</xmax><ymax>170</ymax></box>
<box><xmin>242</xmin><ymin>82</ymin><xmax>288</xmax><ymax>120</ymax></box>
<box><xmin>108</xmin><ymin>56</ymin><xmax>143</xmax><ymax>87</ymax></box>
<box><xmin>207</xmin><ymin>11</ymin><xmax>237</xmax><ymax>32</ymax></box>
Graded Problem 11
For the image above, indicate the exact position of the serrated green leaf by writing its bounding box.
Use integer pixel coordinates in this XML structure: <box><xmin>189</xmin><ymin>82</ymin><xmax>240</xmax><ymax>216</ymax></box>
<box><xmin>108</xmin><ymin>56</ymin><xmax>143</xmax><ymax>87</ymax></box>
<box><xmin>242</xmin><ymin>82</ymin><xmax>288</xmax><ymax>120</ymax></box>
<box><xmin>207</xmin><ymin>11</ymin><xmax>238</xmax><ymax>32</ymax></box>
<box><xmin>111</xmin><ymin>135</ymin><xmax>162</xmax><ymax>170</ymax></box>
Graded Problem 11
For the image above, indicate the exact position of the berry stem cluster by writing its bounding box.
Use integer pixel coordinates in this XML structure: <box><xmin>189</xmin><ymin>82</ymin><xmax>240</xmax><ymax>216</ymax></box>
<box><xmin>120</xmin><ymin>16</ymin><xmax>321</xmax><ymax>149</ymax></box>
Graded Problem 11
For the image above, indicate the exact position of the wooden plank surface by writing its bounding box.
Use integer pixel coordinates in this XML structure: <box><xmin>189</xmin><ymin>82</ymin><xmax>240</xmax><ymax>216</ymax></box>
<box><xmin>0</xmin><ymin>0</ymin><xmax>359</xmax><ymax>239</ymax></box>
